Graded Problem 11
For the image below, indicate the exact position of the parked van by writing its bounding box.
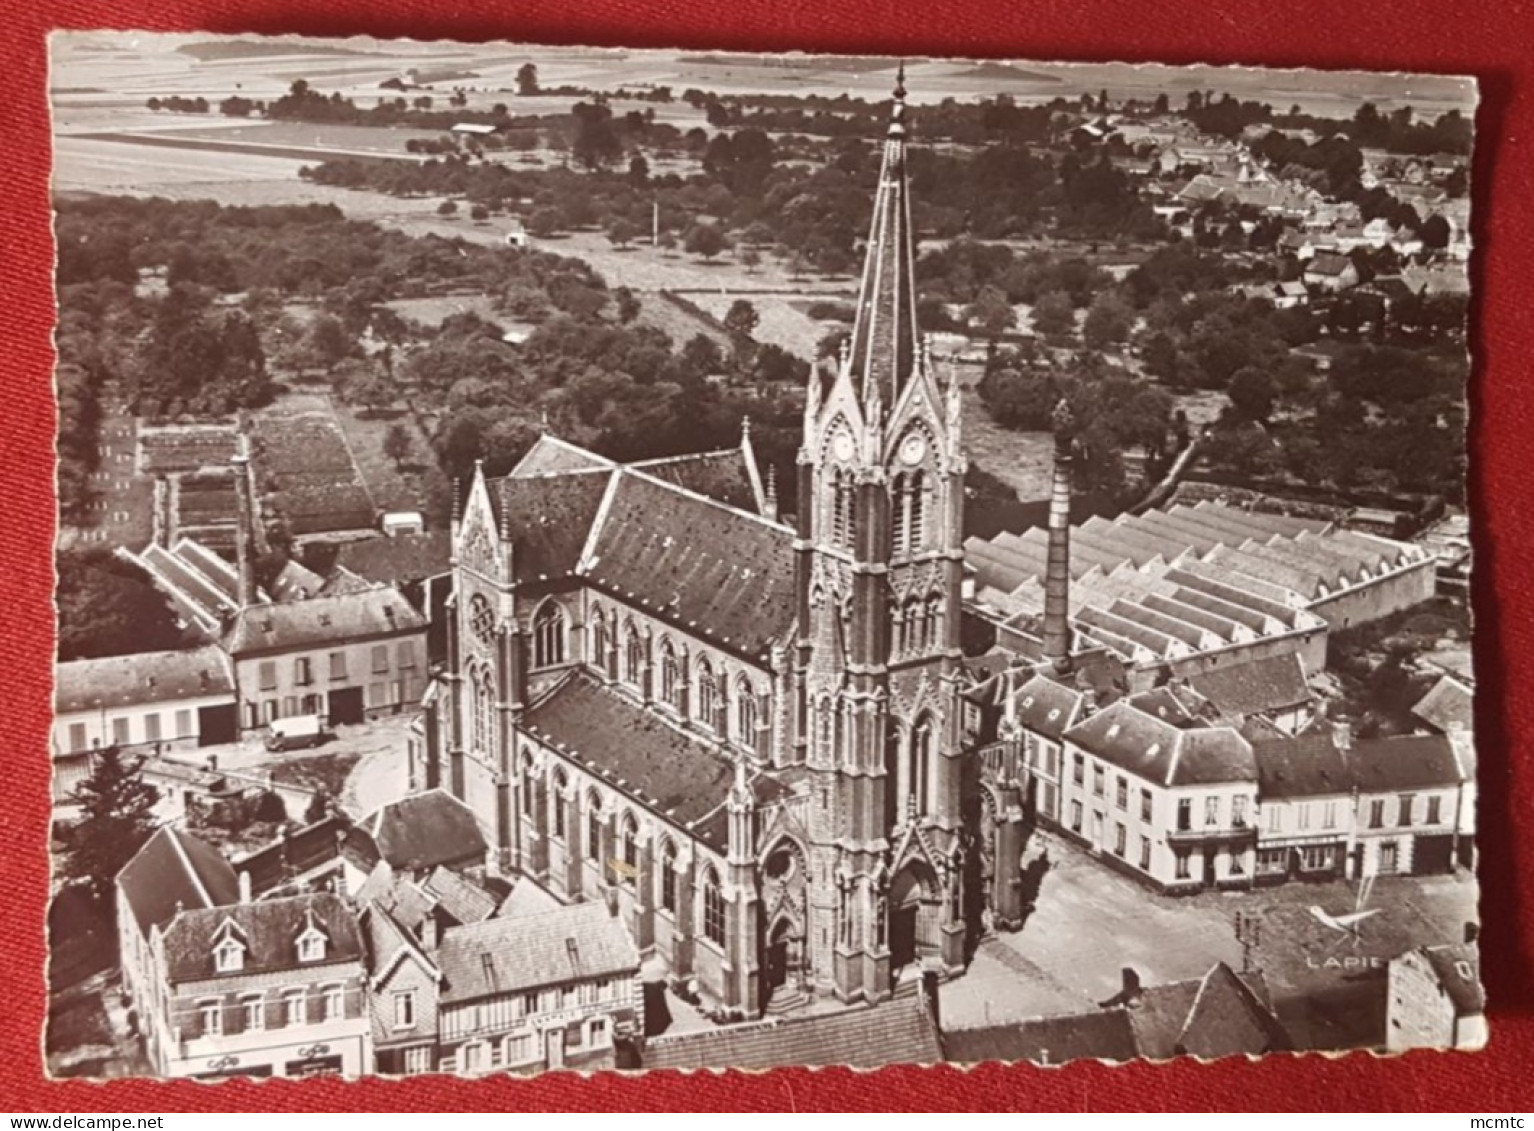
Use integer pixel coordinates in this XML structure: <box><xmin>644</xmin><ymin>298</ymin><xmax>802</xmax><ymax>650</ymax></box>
<box><xmin>265</xmin><ymin>714</ymin><xmax>328</xmax><ymax>753</ymax></box>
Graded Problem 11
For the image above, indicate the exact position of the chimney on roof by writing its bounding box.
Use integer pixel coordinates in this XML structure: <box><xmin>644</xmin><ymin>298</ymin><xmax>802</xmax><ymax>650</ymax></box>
<box><xmin>231</xmin><ymin>441</ymin><xmax>260</xmax><ymax>609</ymax></box>
<box><xmin>238</xmin><ymin>870</ymin><xmax>252</xmax><ymax>904</ymax></box>
<box><xmin>420</xmin><ymin>910</ymin><xmax>440</xmax><ymax>953</ymax></box>
<box><xmin>1042</xmin><ymin>401</ymin><xmax>1076</xmax><ymax>675</ymax></box>
<box><xmin>1332</xmin><ymin>719</ymin><xmax>1354</xmax><ymax>752</ymax></box>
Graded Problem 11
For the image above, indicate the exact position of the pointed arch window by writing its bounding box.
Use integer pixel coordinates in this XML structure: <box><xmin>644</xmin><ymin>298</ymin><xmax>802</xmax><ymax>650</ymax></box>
<box><xmin>533</xmin><ymin>602</ymin><xmax>566</xmax><ymax>668</ymax></box>
<box><xmin>551</xmin><ymin>768</ymin><xmax>568</xmax><ymax>839</ymax></box>
<box><xmin>624</xmin><ymin>623</ymin><xmax>645</xmax><ymax>688</ymax></box>
<box><xmin>701</xmin><ymin>866</ymin><xmax>726</xmax><ymax>946</ymax></box>
<box><xmin>619</xmin><ymin>812</ymin><xmax>639</xmax><ymax>889</ymax></box>
<box><xmin>589</xmin><ymin>606</ymin><xmax>609</xmax><ymax>675</ymax></box>
<box><xmin>520</xmin><ymin>749</ymin><xmax>536</xmax><ymax>816</ymax></box>
<box><xmin>912</xmin><ymin>716</ymin><xmax>934</xmax><ymax>816</ymax></box>
<box><xmin>735</xmin><ymin>678</ymin><xmax>759</xmax><ymax>756</ymax></box>
<box><xmin>696</xmin><ymin>659</ymin><xmax>719</xmax><ymax>732</ymax></box>
<box><xmin>829</xmin><ymin>468</ymin><xmax>856</xmax><ymax>551</ymax></box>
<box><xmin>586</xmin><ymin>792</ymin><xmax>603</xmax><ymax>862</ymax></box>
<box><xmin>659</xmin><ymin>638</ymin><xmax>681</xmax><ymax>709</ymax></box>
<box><xmin>470</xmin><ymin>662</ymin><xmax>495</xmax><ymax>754</ymax></box>
<box><xmin>659</xmin><ymin>839</ymin><xmax>679</xmax><ymax>913</ymax></box>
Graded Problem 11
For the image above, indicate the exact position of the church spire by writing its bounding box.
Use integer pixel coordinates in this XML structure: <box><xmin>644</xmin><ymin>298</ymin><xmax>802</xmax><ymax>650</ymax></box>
<box><xmin>845</xmin><ymin>63</ymin><xmax>922</xmax><ymax>408</ymax></box>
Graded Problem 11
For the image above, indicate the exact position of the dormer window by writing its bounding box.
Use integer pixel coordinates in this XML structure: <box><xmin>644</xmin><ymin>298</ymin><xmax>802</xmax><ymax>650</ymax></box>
<box><xmin>297</xmin><ymin>925</ymin><xmax>328</xmax><ymax>963</ymax></box>
<box><xmin>212</xmin><ymin>917</ymin><xmax>247</xmax><ymax>973</ymax></box>
<box><xmin>214</xmin><ymin>937</ymin><xmax>245</xmax><ymax>973</ymax></box>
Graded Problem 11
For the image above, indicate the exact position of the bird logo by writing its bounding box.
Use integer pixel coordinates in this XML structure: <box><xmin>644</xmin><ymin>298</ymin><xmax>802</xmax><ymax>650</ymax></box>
<box><xmin>1308</xmin><ymin>905</ymin><xmax>1381</xmax><ymax>946</ymax></box>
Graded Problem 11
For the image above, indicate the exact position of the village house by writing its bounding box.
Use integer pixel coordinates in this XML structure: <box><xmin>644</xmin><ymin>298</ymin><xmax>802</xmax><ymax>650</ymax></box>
<box><xmin>363</xmin><ymin>898</ymin><xmax>641</xmax><ymax>1075</ymax></box>
<box><xmin>51</xmin><ymin>645</ymin><xmax>237</xmax><ymax>805</ymax></box>
<box><xmin>357</xmin><ymin>789</ymin><xmax>490</xmax><ymax>883</ymax></box>
<box><xmin>1251</xmin><ymin>730</ymin><xmax>1353</xmax><ymax>884</ymax></box>
<box><xmin>1385</xmin><ymin>943</ymin><xmax>1486</xmax><ymax>1052</ymax></box>
<box><xmin>224</xmin><ymin>587</ymin><xmax>430</xmax><ymax>733</ymax></box>
<box><xmin>1346</xmin><ymin>731</ymin><xmax>1467</xmax><ymax>878</ymax></box>
<box><xmin>1303</xmin><ymin>251</ymin><xmax>1360</xmax><ymax>291</ymax></box>
<box><xmin>1054</xmin><ymin>698</ymin><xmax>1259</xmax><ymax>894</ymax></box>
<box><xmin>116</xmin><ymin>827</ymin><xmax>371</xmax><ymax>1079</ymax></box>
<box><xmin>943</xmin><ymin>962</ymin><xmax>1290</xmax><ymax>1065</ymax></box>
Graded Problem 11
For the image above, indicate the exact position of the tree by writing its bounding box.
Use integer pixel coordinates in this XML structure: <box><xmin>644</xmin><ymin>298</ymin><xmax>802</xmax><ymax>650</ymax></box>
<box><xmin>1030</xmin><ymin>291</ymin><xmax>1076</xmax><ymax>340</ymax></box>
<box><xmin>59</xmin><ymin>747</ymin><xmax>161</xmax><ymax>902</ymax></box>
<box><xmin>614</xmin><ymin>287</ymin><xmax>641</xmax><ymax>325</ymax></box>
<box><xmin>606</xmin><ymin>217</ymin><xmax>639</xmax><ymax>249</ymax></box>
<box><xmin>383</xmin><ymin>422</ymin><xmax>415</xmax><ymax>469</ymax></box>
<box><xmin>437</xmin><ymin>199</ymin><xmax>459</xmax><ymax>217</ymax></box>
<box><xmin>1228</xmin><ymin>367</ymin><xmax>1279</xmax><ymax>422</ymax></box>
<box><xmin>334</xmin><ymin>357</ymin><xmax>396</xmax><ymax>414</ymax></box>
<box><xmin>1420</xmin><ymin>213</ymin><xmax>1452</xmax><ymax>252</ymax></box>
<box><xmin>470</xmin><ymin>203</ymin><xmax>490</xmax><ymax>223</ymax></box>
<box><xmin>571</xmin><ymin>101</ymin><xmax>622</xmax><ymax>171</ymax></box>
<box><xmin>526</xmin><ymin>207</ymin><xmax>564</xmax><ymax>238</ymax></box>
<box><xmin>685</xmin><ymin>223</ymin><xmax>728</xmax><ymax>261</ymax></box>
<box><xmin>1082</xmin><ymin>292</ymin><xmax>1134</xmax><ymax>349</ymax></box>
<box><xmin>723</xmin><ymin>299</ymin><xmax>760</xmax><ymax>343</ymax></box>
<box><xmin>740</xmin><ymin>247</ymin><xmax>762</xmax><ymax>274</ymax></box>
<box><xmin>965</xmin><ymin>286</ymin><xmax>1016</xmax><ymax>344</ymax></box>
<box><xmin>516</xmin><ymin>63</ymin><xmax>540</xmax><ymax>96</ymax></box>
<box><xmin>305</xmin><ymin>313</ymin><xmax>353</xmax><ymax>369</ymax></box>
<box><xmin>56</xmin><ymin>549</ymin><xmax>190</xmax><ymax>661</ymax></box>
<box><xmin>628</xmin><ymin>154</ymin><xmax>650</xmax><ymax>184</ymax></box>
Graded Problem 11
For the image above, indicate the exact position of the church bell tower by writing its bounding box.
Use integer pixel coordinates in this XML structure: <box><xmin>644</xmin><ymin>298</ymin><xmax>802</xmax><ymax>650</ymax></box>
<box><xmin>793</xmin><ymin>66</ymin><xmax>970</xmax><ymax>1004</ymax></box>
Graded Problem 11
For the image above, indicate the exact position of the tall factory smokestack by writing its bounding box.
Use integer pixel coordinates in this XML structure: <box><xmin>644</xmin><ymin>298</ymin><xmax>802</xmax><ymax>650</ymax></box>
<box><xmin>231</xmin><ymin>445</ymin><xmax>259</xmax><ymax>609</ymax></box>
<box><xmin>1042</xmin><ymin>400</ymin><xmax>1075</xmax><ymax>674</ymax></box>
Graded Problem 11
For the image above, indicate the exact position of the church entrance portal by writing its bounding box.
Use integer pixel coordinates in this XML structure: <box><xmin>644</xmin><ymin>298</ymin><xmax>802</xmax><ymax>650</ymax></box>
<box><xmin>888</xmin><ymin>862</ymin><xmax>936</xmax><ymax>975</ymax></box>
<box><xmin>763</xmin><ymin>917</ymin><xmax>803</xmax><ymax>1007</ymax></box>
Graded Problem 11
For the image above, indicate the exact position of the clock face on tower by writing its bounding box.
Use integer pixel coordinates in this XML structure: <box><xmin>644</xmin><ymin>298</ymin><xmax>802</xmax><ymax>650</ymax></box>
<box><xmin>469</xmin><ymin>593</ymin><xmax>496</xmax><ymax>647</ymax></box>
<box><xmin>899</xmin><ymin>433</ymin><xmax>927</xmax><ymax>465</ymax></box>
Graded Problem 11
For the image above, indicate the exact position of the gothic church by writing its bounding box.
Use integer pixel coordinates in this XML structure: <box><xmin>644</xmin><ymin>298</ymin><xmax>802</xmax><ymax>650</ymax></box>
<box><xmin>417</xmin><ymin>72</ymin><xmax>1021</xmax><ymax>1014</ymax></box>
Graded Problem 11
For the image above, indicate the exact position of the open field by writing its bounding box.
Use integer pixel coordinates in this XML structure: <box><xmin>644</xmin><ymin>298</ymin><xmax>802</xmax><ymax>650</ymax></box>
<box><xmin>333</xmin><ymin>401</ymin><xmax>446</xmax><ymax>515</ymax></box>
<box><xmin>382</xmin><ymin>292</ymin><xmax>500</xmax><ymax>328</ymax></box>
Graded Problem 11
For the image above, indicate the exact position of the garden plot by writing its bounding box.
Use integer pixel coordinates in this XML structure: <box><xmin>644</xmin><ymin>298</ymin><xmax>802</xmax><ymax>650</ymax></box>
<box><xmin>332</xmin><ymin>401</ymin><xmax>446</xmax><ymax>516</ymax></box>
<box><xmin>250</xmin><ymin>405</ymin><xmax>376</xmax><ymax>536</ymax></box>
<box><xmin>138</xmin><ymin>424</ymin><xmax>239</xmax><ymax>474</ymax></box>
<box><xmin>172</xmin><ymin>471</ymin><xmax>240</xmax><ymax>550</ymax></box>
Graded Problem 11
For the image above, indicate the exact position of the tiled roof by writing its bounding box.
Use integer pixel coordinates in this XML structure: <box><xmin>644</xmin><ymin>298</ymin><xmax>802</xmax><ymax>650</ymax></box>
<box><xmin>224</xmin><ymin>587</ymin><xmax>426</xmax><ymax>655</ymax></box>
<box><xmin>1066</xmin><ymin>700</ymin><xmax>1255</xmax><ymax>788</ymax></box>
<box><xmin>641</xmin><ymin>995</ymin><xmax>943</xmax><ymax>1071</ymax></box>
<box><xmin>1130</xmin><ymin>963</ymin><xmax>1289</xmax><ymax>1058</ymax></box>
<box><xmin>161</xmin><ymin>892</ymin><xmax>365</xmax><ymax>983</ymax></box>
<box><xmin>334</xmin><ymin>531</ymin><xmax>454</xmax><ymax>586</ymax></box>
<box><xmin>1306</xmin><ymin>251</ymin><xmax>1355</xmax><ymax>276</ymax></box>
<box><xmin>1254</xmin><ymin>731</ymin><xmax>1352</xmax><ymax>799</ymax></box>
<box><xmin>1129</xmin><ymin>684</ymin><xmax>1215</xmax><ymax>728</ymax></box>
<box><xmin>944</xmin><ymin>1010</ymin><xmax>1140</xmax><ymax>1066</ymax></box>
<box><xmin>437</xmin><ymin>901</ymin><xmax>639</xmax><ymax>1004</ymax></box>
<box><xmin>491</xmin><ymin>468</ymin><xmax>612</xmax><ymax>583</ymax></box>
<box><xmin>1416</xmin><ymin>943</ymin><xmax>1485</xmax><ymax>1017</ymax></box>
<box><xmin>233</xmin><ymin>814</ymin><xmax>353</xmax><ymax>896</ymax></box>
<box><xmin>1412</xmin><ymin>675</ymin><xmax>1474</xmax><ymax>735</ymax></box>
<box><xmin>117</xmin><ymin>827</ymin><xmax>240</xmax><ymax>935</ymax></box>
<box><xmin>362</xmin><ymin>789</ymin><xmax>488</xmax><ymax>873</ymax></box>
<box><xmin>55</xmin><ymin>645</ymin><xmax>234</xmax><ymax>716</ymax></box>
<box><xmin>1346</xmin><ymin>734</ymin><xmax>1464</xmax><ymax>793</ymax></box>
<box><xmin>587</xmin><ymin>471</ymin><xmax>796</xmax><ymax>659</ymax></box>
<box><xmin>509</xmin><ymin>434</ymin><xmax>614</xmax><ymax>477</ymax></box>
<box><xmin>631</xmin><ymin>448</ymin><xmax>762</xmax><ymax>513</ymax></box>
<box><xmin>422</xmin><ymin>865</ymin><xmax>500</xmax><ymax>926</ymax></box>
<box><xmin>1010</xmin><ymin>674</ymin><xmax>1086</xmax><ymax>740</ymax></box>
<box><xmin>521</xmin><ymin>672</ymin><xmax>744</xmax><ymax>849</ymax></box>
<box><xmin>1187</xmin><ymin>653</ymin><xmax>1312</xmax><ymax>720</ymax></box>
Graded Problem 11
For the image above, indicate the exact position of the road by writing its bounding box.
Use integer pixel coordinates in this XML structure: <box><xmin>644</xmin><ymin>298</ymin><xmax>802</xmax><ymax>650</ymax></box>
<box><xmin>940</xmin><ymin>829</ymin><xmax>1479</xmax><ymax>1051</ymax></box>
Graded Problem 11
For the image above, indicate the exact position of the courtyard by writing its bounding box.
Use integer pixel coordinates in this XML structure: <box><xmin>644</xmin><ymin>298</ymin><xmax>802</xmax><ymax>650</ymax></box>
<box><xmin>940</xmin><ymin>829</ymin><xmax>1479</xmax><ymax>1051</ymax></box>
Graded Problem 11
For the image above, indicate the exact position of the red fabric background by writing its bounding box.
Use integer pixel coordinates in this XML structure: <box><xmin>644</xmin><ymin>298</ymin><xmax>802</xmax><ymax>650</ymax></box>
<box><xmin>4</xmin><ymin>0</ymin><xmax>1532</xmax><ymax>1112</ymax></box>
